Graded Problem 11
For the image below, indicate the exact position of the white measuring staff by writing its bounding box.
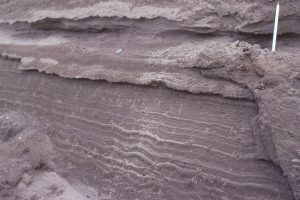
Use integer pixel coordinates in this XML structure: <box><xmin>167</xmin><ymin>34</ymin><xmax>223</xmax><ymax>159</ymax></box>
<box><xmin>272</xmin><ymin>1</ymin><xmax>280</xmax><ymax>51</ymax></box>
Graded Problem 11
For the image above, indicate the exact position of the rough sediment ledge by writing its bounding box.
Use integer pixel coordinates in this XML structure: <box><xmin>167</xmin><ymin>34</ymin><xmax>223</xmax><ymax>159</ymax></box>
<box><xmin>0</xmin><ymin>1</ymin><xmax>300</xmax><ymax>200</ymax></box>
<box><xmin>0</xmin><ymin>0</ymin><xmax>300</xmax><ymax>34</ymax></box>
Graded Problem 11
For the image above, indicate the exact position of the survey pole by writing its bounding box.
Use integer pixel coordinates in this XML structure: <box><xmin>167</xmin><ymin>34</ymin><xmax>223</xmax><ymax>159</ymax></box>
<box><xmin>272</xmin><ymin>0</ymin><xmax>280</xmax><ymax>52</ymax></box>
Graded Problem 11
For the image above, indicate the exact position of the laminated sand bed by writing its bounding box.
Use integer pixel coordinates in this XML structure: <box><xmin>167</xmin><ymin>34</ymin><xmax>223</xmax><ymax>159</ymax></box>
<box><xmin>0</xmin><ymin>1</ymin><xmax>300</xmax><ymax>199</ymax></box>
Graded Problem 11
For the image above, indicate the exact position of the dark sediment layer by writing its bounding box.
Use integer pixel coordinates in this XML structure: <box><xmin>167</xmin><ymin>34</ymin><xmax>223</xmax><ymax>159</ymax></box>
<box><xmin>0</xmin><ymin>59</ymin><xmax>295</xmax><ymax>200</ymax></box>
<box><xmin>0</xmin><ymin>1</ymin><xmax>300</xmax><ymax>200</ymax></box>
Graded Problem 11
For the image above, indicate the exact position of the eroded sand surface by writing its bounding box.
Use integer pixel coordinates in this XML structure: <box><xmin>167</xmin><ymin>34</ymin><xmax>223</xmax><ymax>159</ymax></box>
<box><xmin>0</xmin><ymin>1</ymin><xmax>300</xmax><ymax>200</ymax></box>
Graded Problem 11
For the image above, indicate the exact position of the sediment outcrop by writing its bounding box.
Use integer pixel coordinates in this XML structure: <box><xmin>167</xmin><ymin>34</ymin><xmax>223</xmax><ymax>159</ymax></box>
<box><xmin>0</xmin><ymin>1</ymin><xmax>299</xmax><ymax>199</ymax></box>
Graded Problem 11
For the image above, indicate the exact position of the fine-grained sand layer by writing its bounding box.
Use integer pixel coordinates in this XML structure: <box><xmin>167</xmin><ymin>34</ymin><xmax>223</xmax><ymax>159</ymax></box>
<box><xmin>0</xmin><ymin>1</ymin><xmax>300</xmax><ymax>200</ymax></box>
<box><xmin>0</xmin><ymin>59</ymin><xmax>294</xmax><ymax>200</ymax></box>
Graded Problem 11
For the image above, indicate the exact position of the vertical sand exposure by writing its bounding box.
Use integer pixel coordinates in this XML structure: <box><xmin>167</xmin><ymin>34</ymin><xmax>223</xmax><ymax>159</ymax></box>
<box><xmin>0</xmin><ymin>0</ymin><xmax>300</xmax><ymax>199</ymax></box>
<box><xmin>0</xmin><ymin>59</ymin><xmax>294</xmax><ymax>200</ymax></box>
